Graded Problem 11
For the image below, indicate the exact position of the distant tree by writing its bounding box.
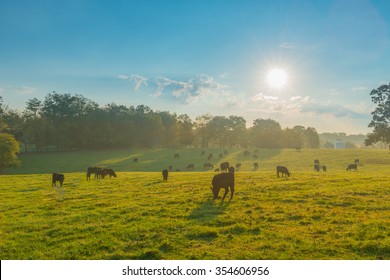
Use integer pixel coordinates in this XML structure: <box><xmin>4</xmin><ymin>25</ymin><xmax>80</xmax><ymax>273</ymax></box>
<box><xmin>304</xmin><ymin>127</ymin><xmax>320</xmax><ymax>148</ymax></box>
<box><xmin>0</xmin><ymin>133</ymin><xmax>20</xmax><ymax>173</ymax></box>
<box><xmin>365</xmin><ymin>83</ymin><xmax>390</xmax><ymax>146</ymax></box>
<box><xmin>177</xmin><ymin>114</ymin><xmax>194</xmax><ymax>146</ymax></box>
<box><xmin>250</xmin><ymin>118</ymin><xmax>283</xmax><ymax>148</ymax></box>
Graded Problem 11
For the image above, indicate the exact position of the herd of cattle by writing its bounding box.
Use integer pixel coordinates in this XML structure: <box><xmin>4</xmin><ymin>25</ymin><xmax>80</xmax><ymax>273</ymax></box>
<box><xmin>51</xmin><ymin>150</ymin><xmax>361</xmax><ymax>201</ymax></box>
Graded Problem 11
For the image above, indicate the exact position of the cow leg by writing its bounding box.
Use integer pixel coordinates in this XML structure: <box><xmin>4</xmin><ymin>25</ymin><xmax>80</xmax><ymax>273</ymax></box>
<box><xmin>221</xmin><ymin>187</ymin><xmax>229</xmax><ymax>201</ymax></box>
<box><xmin>230</xmin><ymin>186</ymin><xmax>234</xmax><ymax>200</ymax></box>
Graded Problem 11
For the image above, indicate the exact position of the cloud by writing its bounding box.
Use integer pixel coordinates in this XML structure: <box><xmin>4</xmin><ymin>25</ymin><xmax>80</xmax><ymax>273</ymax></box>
<box><xmin>300</xmin><ymin>102</ymin><xmax>368</xmax><ymax>119</ymax></box>
<box><xmin>154</xmin><ymin>74</ymin><xmax>230</xmax><ymax>104</ymax></box>
<box><xmin>351</xmin><ymin>86</ymin><xmax>367</xmax><ymax>91</ymax></box>
<box><xmin>279</xmin><ymin>43</ymin><xmax>295</xmax><ymax>49</ymax></box>
<box><xmin>2</xmin><ymin>86</ymin><xmax>37</xmax><ymax>95</ymax></box>
<box><xmin>131</xmin><ymin>74</ymin><xmax>148</xmax><ymax>91</ymax></box>
<box><xmin>118</xmin><ymin>74</ymin><xmax>129</xmax><ymax>80</ymax></box>
<box><xmin>252</xmin><ymin>93</ymin><xmax>278</xmax><ymax>102</ymax></box>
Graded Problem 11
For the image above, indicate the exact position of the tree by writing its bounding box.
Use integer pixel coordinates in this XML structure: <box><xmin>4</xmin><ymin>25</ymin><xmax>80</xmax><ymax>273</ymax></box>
<box><xmin>365</xmin><ymin>83</ymin><xmax>390</xmax><ymax>146</ymax></box>
<box><xmin>250</xmin><ymin>118</ymin><xmax>283</xmax><ymax>148</ymax></box>
<box><xmin>0</xmin><ymin>133</ymin><xmax>20</xmax><ymax>173</ymax></box>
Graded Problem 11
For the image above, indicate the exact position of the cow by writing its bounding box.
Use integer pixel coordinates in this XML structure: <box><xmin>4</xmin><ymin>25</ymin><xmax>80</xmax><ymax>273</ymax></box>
<box><xmin>211</xmin><ymin>166</ymin><xmax>235</xmax><ymax>201</ymax></box>
<box><xmin>186</xmin><ymin>163</ymin><xmax>195</xmax><ymax>170</ymax></box>
<box><xmin>220</xmin><ymin>161</ymin><xmax>230</xmax><ymax>172</ymax></box>
<box><xmin>314</xmin><ymin>164</ymin><xmax>320</xmax><ymax>172</ymax></box>
<box><xmin>96</xmin><ymin>168</ymin><xmax>107</xmax><ymax>179</ymax></box>
<box><xmin>253</xmin><ymin>162</ymin><xmax>259</xmax><ymax>170</ymax></box>
<box><xmin>87</xmin><ymin>167</ymin><xmax>101</xmax><ymax>180</ymax></box>
<box><xmin>277</xmin><ymin>166</ymin><xmax>291</xmax><ymax>177</ymax></box>
<box><xmin>104</xmin><ymin>168</ymin><xmax>117</xmax><ymax>178</ymax></box>
<box><xmin>174</xmin><ymin>153</ymin><xmax>180</xmax><ymax>159</ymax></box>
<box><xmin>354</xmin><ymin>159</ymin><xmax>360</xmax><ymax>164</ymax></box>
<box><xmin>235</xmin><ymin>163</ymin><xmax>241</xmax><ymax>169</ymax></box>
<box><xmin>207</xmin><ymin>154</ymin><xmax>213</xmax><ymax>160</ymax></box>
<box><xmin>203</xmin><ymin>162</ymin><xmax>214</xmax><ymax>169</ymax></box>
<box><xmin>133</xmin><ymin>157</ymin><xmax>138</xmax><ymax>163</ymax></box>
<box><xmin>314</xmin><ymin>159</ymin><xmax>320</xmax><ymax>165</ymax></box>
<box><xmin>162</xmin><ymin>169</ymin><xmax>168</xmax><ymax>181</ymax></box>
<box><xmin>168</xmin><ymin>165</ymin><xmax>173</xmax><ymax>172</ymax></box>
<box><xmin>201</xmin><ymin>150</ymin><xmax>205</xmax><ymax>156</ymax></box>
<box><xmin>52</xmin><ymin>173</ymin><xmax>65</xmax><ymax>187</ymax></box>
<box><xmin>346</xmin><ymin>164</ymin><xmax>358</xmax><ymax>171</ymax></box>
<box><xmin>322</xmin><ymin>165</ymin><xmax>327</xmax><ymax>172</ymax></box>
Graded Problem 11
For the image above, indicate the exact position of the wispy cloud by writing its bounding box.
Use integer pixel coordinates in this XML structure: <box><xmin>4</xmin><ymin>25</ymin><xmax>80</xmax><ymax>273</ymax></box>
<box><xmin>2</xmin><ymin>85</ymin><xmax>37</xmax><ymax>95</ymax></box>
<box><xmin>118</xmin><ymin>74</ymin><xmax>129</xmax><ymax>80</ymax></box>
<box><xmin>131</xmin><ymin>74</ymin><xmax>148</xmax><ymax>91</ymax></box>
<box><xmin>279</xmin><ymin>42</ymin><xmax>295</xmax><ymax>49</ymax></box>
<box><xmin>252</xmin><ymin>92</ymin><xmax>278</xmax><ymax>102</ymax></box>
<box><xmin>352</xmin><ymin>86</ymin><xmax>367</xmax><ymax>91</ymax></box>
<box><xmin>154</xmin><ymin>74</ymin><xmax>230</xmax><ymax>104</ymax></box>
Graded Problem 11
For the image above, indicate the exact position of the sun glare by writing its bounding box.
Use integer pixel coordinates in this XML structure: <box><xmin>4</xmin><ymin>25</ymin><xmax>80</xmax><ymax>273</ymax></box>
<box><xmin>267</xmin><ymin>68</ymin><xmax>287</xmax><ymax>88</ymax></box>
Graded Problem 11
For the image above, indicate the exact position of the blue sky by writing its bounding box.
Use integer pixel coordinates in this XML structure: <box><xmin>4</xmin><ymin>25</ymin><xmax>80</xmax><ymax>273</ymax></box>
<box><xmin>1</xmin><ymin>0</ymin><xmax>389</xmax><ymax>134</ymax></box>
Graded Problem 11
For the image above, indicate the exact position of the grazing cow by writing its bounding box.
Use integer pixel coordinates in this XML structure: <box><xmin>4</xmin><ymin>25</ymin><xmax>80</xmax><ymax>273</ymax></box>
<box><xmin>186</xmin><ymin>163</ymin><xmax>195</xmax><ymax>170</ymax></box>
<box><xmin>244</xmin><ymin>150</ymin><xmax>250</xmax><ymax>157</ymax></box>
<box><xmin>314</xmin><ymin>164</ymin><xmax>320</xmax><ymax>172</ymax></box>
<box><xmin>207</xmin><ymin>153</ymin><xmax>213</xmax><ymax>160</ymax></box>
<box><xmin>235</xmin><ymin>163</ymin><xmax>241</xmax><ymax>169</ymax></box>
<box><xmin>354</xmin><ymin>159</ymin><xmax>360</xmax><ymax>164</ymax></box>
<box><xmin>104</xmin><ymin>168</ymin><xmax>117</xmax><ymax>178</ymax></box>
<box><xmin>162</xmin><ymin>169</ymin><xmax>168</xmax><ymax>181</ymax></box>
<box><xmin>133</xmin><ymin>157</ymin><xmax>138</xmax><ymax>163</ymax></box>
<box><xmin>322</xmin><ymin>165</ymin><xmax>327</xmax><ymax>172</ymax></box>
<box><xmin>203</xmin><ymin>162</ymin><xmax>213</xmax><ymax>169</ymax></box>
<box><xmin>96</xmin><ymin>168</ymin><xmax>107</xmax><ymax>178</ymax></box>
<box><xmin>314</xmin><ymin>159</ymin><xmax>320</xmax><ymax>165</ymax></box>
<box><xmin>52</xmin><ymin>173</ymin><xmax>65</xmax><ymax>187</ymax></box>
<box><xmin>175</xmin><ymin>169</ymin><xmax>181</xmax><ymax>172</ymax></box>
<box><xmin>87</xmin><ymin>166</ymin><xmax>101</xmax><ymax>180</ymax></box>
<box><xmin>220</xmin><ymin>161</ymin><xmax>230</xmax><ymax>172</ymax></box>
<box><xmin>276</xmin><ymin>166</ymin><xmax>291</xmax><ymax>177</ymax></box>
<box><xmin>253</xmin><ymin>162</ymin><xmax>259</xmax><ymax>170</ymax></box>
<box><xmin>174</xmin><ymin>153</ymin><xmax>180</xmax><ymax>159</ymax></box>
<box><xmin>211</xmin><ymin>166</ymin><xmax>235</xmax><ymax>201</ymax></box>
<box><xmin>201</xmin><ymin>150</ymin><xmax>205</xmax><ymax>156</ymax></box>
<box><xmin>346</xmin><ymin>164</ymin><xmax>358</xmax><ymax>171</ymax></box>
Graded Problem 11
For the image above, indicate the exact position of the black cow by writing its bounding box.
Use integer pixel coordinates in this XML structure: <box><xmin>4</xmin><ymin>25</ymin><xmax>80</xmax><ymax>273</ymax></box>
<box><xmin>96</xmin><ymin>168</ymin><xmax>107</xmax><ymax>179</ymax></box>
<box><xmin>52</xmin><ymin>173</ymin><xmax>65</xmax><ymax>187</ymax></box>
<box><xmin>162</xmin><ymin>169</ymin><xmax>168</xmax><ymax>181</ymax></box>
<box><xmin>220</xmin><ymin>161</ymin><xmax>230</xmax><ymax>172</ymax></box>
<box><xmin>186</xmin><ymin>163</ymin><xmax>195</xmax><ymax>170</ymax></box>
<box><xmin>87</xmin><ymin>167</ymin><xmax>100</xmax><ymax>180</ymax></box>
<box><xmin>322</xmin><ymin>165</ymin><xmax>327</xmax><ymax>172</ymax></box>
<box><xmin>133</xmin><ymin>157</ymin><xmax>138</xmax><ymax>163</ymax></box>
<box><xmin>104</xmin><ymin>168</ymin><xmax>117</xmax><ymax>178</ymax></box>
<box><xmin>211</xmin><ymin>166</ymin><xmax>235</xmax><ymax>201</ymax></box>
<box><xmin>314</xmin><ymin>159</ymin><xmax>320</xmax><ymax>165</ymax></box>
<box><xmin>253</xmin><ymin>162</ymin><xmax>259</xmax><ymax>170</ymax></box>
<box><xmin>235</xmin><ymin>163</ymin><xmax>241</xmax><ymax>169</ymax></box>
<box><xmin>314</xmin><ymin>164</ymin><xmax>320</xmax><ymax>172</ymax></box>
<box><xmin>277</xmin><ymin>166</ymin><xmax>291</xmax><ymax>177</ymax></box>
<box><xmin>174</xmin><ymin>153</ymin><xmax>180</xmax><ymax>159</ymax></box>
<box><xmin>346</xmin><ymin>164</ymin><xmax>358</xmax><ymax>171</ymax></box>
<box><xmin>203</xmin><ymin>162</ymin><xmax>213</xmax><ymax>169</ymax></box>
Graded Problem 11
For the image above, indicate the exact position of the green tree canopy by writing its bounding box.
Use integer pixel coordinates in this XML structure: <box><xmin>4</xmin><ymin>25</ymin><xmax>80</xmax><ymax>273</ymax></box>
<box><xmin>365</xmin><ymin>83</ymin><xmax>390</xmax><ymax>146</ymax></box>
<box><xmin>0</xmin><ymin>133</ymin><xmax>20</xmax><ymax>173</ymax></box>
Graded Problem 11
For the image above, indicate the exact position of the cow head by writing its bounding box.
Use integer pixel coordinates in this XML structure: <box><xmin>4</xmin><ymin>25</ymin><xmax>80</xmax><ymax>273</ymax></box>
<box><xmin>210</xmin><ymin>186</ymin><xmax>219</xmax><ymax>199</ymax></box>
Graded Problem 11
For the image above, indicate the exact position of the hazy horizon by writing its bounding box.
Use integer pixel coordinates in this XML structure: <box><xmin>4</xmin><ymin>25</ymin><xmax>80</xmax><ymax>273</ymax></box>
<box><xmin>1</xmin><ymin>0</ymin><xmax>390</xmax><ymax>134</ymax></box>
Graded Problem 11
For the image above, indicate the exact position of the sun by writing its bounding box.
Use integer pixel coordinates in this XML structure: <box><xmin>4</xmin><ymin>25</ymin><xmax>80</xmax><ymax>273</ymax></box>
<box><xmin>267</xmin><ymin>68</ymin><xmax>287</xmax><ymax>88</ymax></box>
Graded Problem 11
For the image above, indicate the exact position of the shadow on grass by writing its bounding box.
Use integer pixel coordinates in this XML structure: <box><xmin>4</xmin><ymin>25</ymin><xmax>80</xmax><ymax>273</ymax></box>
<box><xmin>188</xmin><ymin>199</ymin><xmax>230</xmax><ymax>223</ymax></box>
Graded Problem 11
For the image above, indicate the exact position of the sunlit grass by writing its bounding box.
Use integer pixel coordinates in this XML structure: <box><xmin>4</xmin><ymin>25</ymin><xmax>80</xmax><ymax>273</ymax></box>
<box><xmin>1</xmin><ymin>158</ymin><xmax>389</xmax><ymax>259</ymax></box>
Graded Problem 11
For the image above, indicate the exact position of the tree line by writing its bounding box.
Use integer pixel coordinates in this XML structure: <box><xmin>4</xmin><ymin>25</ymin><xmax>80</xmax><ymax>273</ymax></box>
<box><xmin>0</xmin><ymin>92</ymin><xmax>320</xmax><ymax>152</ymax></box>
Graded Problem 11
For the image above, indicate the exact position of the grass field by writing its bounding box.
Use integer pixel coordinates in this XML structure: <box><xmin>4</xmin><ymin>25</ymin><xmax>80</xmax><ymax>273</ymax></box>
<box><xmin>1</xmin><ymin>148</ymin><xmax>389</xmax><ymax>259</ymax></box>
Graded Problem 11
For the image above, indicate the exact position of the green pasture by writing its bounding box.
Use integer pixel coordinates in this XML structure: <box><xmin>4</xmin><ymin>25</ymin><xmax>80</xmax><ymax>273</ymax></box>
<box><xmin>0</xmin><ymin>148</ymin><xmax>389</xmax><ymax>259</ymax></box>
